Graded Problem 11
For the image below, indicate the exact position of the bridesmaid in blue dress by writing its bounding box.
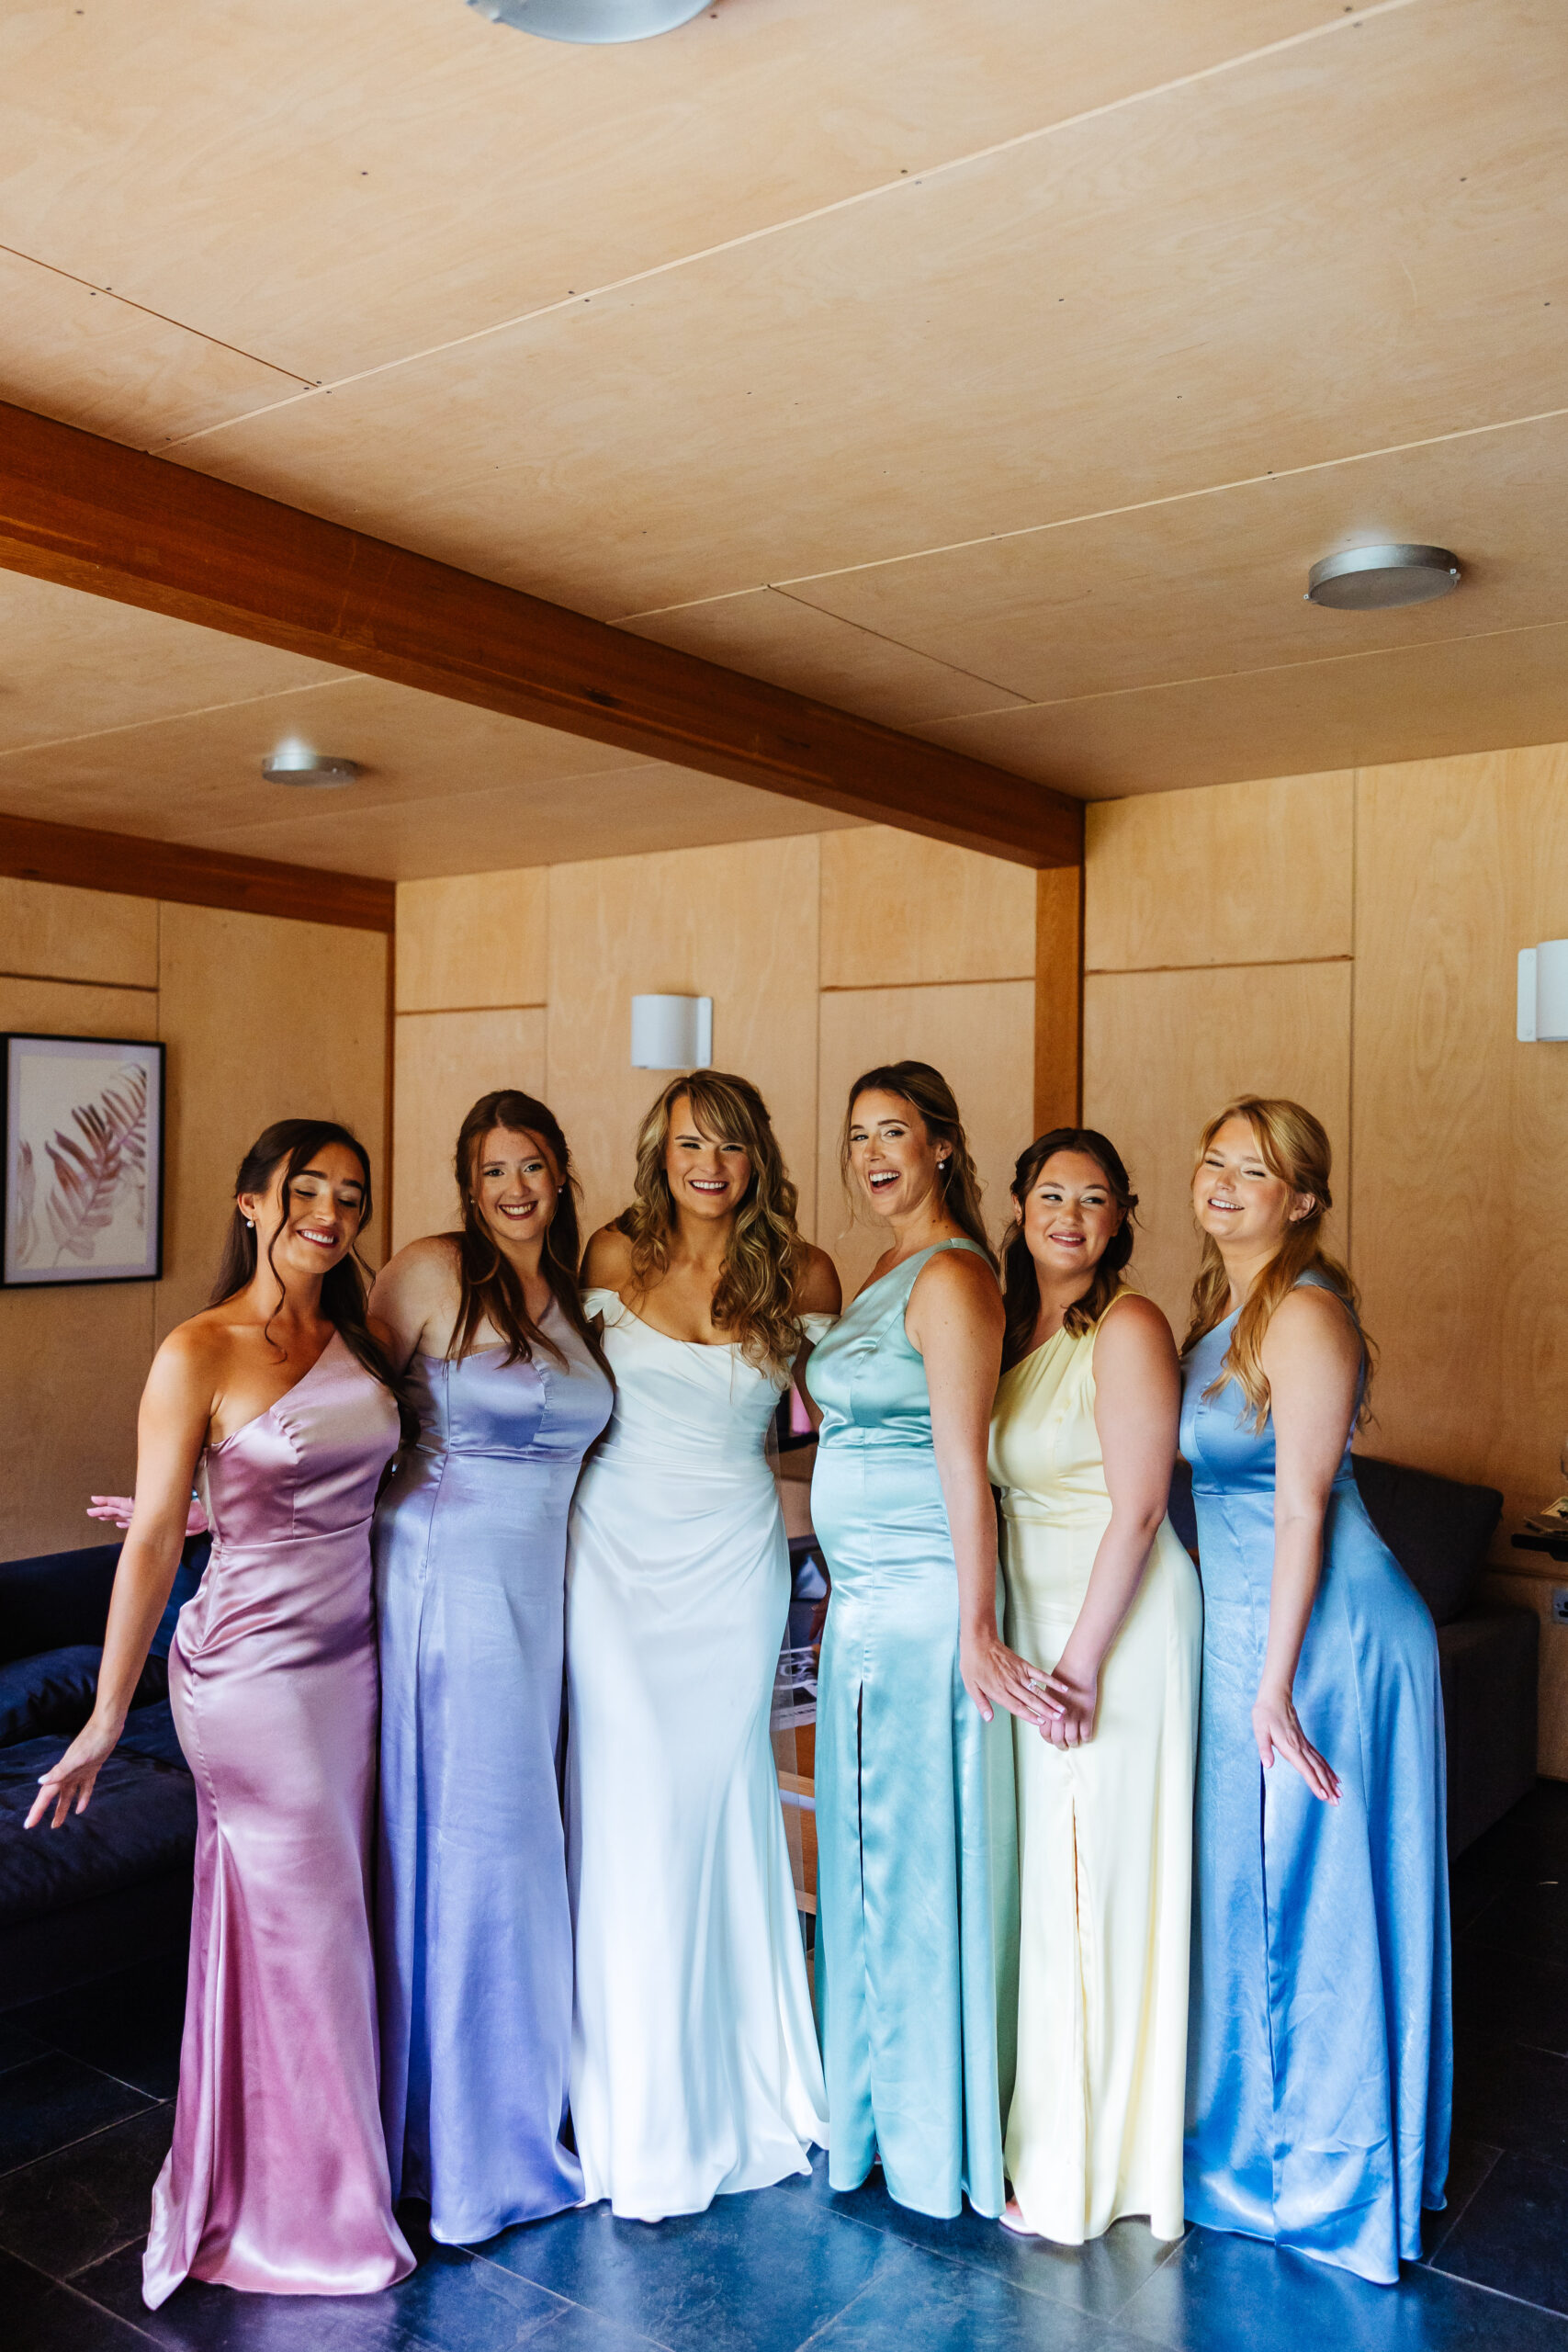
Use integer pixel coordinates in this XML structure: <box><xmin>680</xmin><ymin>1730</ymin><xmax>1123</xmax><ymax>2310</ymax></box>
<box><xmin>807</xmin><ymin>1061</ymin><xmax>1047</xmax><ymax>2221</ymax></box>
<box><xmin>1179</xmin><ymin>1096</ymin><xmax>1450</xmax><ymax>2284</ymax></box>
<box><xmin>370</xmin><ymin>1091</ymin><xmax>613</xmax><ymax>2244</ymax></box>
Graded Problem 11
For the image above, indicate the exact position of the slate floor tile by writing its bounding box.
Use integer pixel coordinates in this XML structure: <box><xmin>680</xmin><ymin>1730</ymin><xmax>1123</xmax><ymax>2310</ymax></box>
<box><xmin>0</xmin><ymin>2103</ymin><xmax>172</xmax><ymax>2278</ymax></box>
<box><xmin>2</xmin><ymin>2245</ymin><xmax>159</xmax><ymax>2351</ymax></box>
<box><xmin>17</xmin><ymin>1956</ymin><xmax>188</xmax><ymax>2100</ymax></box>
<box><xmin>1464</xmin><ymin>1879</ymin><xmax>1568</xmax><ymax>1967</ymax></box>
<box><xmin>1419</xmin><ymin>2138</ymin><xmax>1501</xmax><ymax>2264</ymax></box>
<box><xmin>1117</xmin><ymin>2222</ymin><xmax>1568</xmax><ymax>2351</ymax></box>
<box><xmin>1454</xmin><ymin>2041</ymin><xmax>1568</xmax><ymax>2168</ymax></box>
<box><xmin>1453</xmin><ymin>1947</ymin><xmax>1568</xmax><ymax>2059</ymax></box>
<box><xmin>1431</xmin><ymin>2150</ymin><xmax>1568</xmax><ymax>2318</ymax></box>
<box><xmin>0</xmin><ymin>2052</ymin><xmax>154</xmax><ymax>2177</ymax></box>
<box><xmin>481</xmin><ymin>2181</ymin><xmax>904</xmax><ymax>2352</ymax></box>
<box><xmin>0</xmin><ymin>2015</ymin><xmax>47</xmax><ymax>2076</ymax></box>
<box><xmin>806</xmin><ymin>2239</ymin><xmax>1141</xmax><ymax>2352</ymax></box>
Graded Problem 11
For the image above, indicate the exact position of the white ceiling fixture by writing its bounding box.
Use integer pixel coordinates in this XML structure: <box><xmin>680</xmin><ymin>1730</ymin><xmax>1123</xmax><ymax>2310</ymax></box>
<box><xmin>1304</xmin><ymin>545</ymin><xmax>1463</xmax><ymax>611</ymax></box>
<box><xmin>261</xmin><ymin>741</ymin><xmax>363</xmax><ymax>788</ymax></box>
<box><xmin>467</xmin><ymin>0</ymin><xmax>709</xmax><ymax>42</ymax></box>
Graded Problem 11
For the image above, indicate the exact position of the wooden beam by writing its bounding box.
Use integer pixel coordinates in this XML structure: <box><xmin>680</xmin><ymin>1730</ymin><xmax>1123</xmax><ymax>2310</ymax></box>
<box><xmin>1033</xmin><ymin>863</ymin><xmax>1084</xmax><ymax>1134</ymax></box>
<box><xmin>0</xmin><ymin>811</ymin><xmax>395</xmax><ymax>933</ymax></box>
<box><xmin>0</xmin><ymin>401</ymin><xmax>1081</xmax><ymax>871</ymax></box>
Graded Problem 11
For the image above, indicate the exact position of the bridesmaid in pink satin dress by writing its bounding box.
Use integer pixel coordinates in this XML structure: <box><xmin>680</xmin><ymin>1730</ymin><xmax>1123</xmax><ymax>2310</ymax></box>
<box><xmin>28</xmin><ymin>1118</ymin><xmax>413</xmax><ymax>2308</ymax></box>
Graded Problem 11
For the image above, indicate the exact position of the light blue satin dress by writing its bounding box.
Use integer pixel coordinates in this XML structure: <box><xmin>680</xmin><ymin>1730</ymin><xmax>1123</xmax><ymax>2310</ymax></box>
<box><xmin>1180</xmin><ymin>1275</ymin><xmax>1452</xmax><ymax>2283</ymax></box>
<box><xmin>373</xmin><ymin>1307</ymin><xmax>613</xmax><ymax>2244</ymax></box>
<box><xmin>807</xmin><ymin>1239</ymin><xmax>1018</xmax><ymax>2220</ymax></box>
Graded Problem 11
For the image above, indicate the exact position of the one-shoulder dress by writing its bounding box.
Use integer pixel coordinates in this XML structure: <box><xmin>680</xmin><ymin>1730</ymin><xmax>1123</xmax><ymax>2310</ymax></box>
<box><xmin>143</xmin><ymin>1334</ymin><xmax>412</xmax><ymax>2308</ymax></box>
<box><xmin>1180</xmin><ymin>1277</ymin><xmax>1452</xmax><ymax>2283</ymax></box>
<box><xmin>564</xmin><ymin>1290</ymin><xmax>829</xmax><ymax>2220</ymax></box>
<box><xmin>374</xmin><ymin>1307</ymin><xmax>613</xmax><ymax>2243</ymax></box>
<box><xmin>807</xmin><ymin>1239</ymin><xmax>1018</xmax><ymax>2221</ymax></box>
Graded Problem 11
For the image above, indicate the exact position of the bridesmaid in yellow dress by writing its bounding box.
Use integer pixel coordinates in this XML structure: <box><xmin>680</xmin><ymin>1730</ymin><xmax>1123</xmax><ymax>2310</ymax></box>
<box><xmin>987</xmin><ymin>1126</ymin><xmax>1201</xmax><ymax>2246</ymax></box>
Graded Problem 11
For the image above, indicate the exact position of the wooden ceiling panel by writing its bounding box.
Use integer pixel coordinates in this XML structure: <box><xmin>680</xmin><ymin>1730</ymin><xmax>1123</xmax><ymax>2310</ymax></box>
<box><xmin>920</xmin><ymin>619</ymin><xmax>1568</xmax><ymax>798</ymax></box>
<box><xmin>161</xmin><ymin>1</ymin><xmax>1567</xmax><ymax>621</ymax></box>
<box><xmin>782</xmin><ymin>412</ymin><xmax>1568</xmax><ymax>705</ymax></box>
<box><xmin>0</xmin><ymin>0</ymin><xmax>1330</xmax><ymax>388</ymax></box>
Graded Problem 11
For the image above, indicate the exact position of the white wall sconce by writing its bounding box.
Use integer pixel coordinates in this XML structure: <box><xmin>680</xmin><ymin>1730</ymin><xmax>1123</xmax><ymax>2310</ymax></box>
<box><xmin>1517</xmin><ymin>944</ymin><xmax>1568</xmax><ymax>1041</ymax></box>
<box><xmin>630</xmin><ymin>994</ymin><xmax>712</xmax><ymax>1070</ymax></box>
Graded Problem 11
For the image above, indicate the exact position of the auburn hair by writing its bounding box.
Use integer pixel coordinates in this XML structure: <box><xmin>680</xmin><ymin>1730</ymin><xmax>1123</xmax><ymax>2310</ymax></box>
<box><xmin>449</xmin><ymin>1091</ymin><xmax>608</xmax><ymax>1376</ymax></box>
<box><xmin>1000</xmin><ymin>1127</ymin><xmax>1137</xmax><ymax>1371</ymax></box>
<box><xmin>840</xmin><ymin>1060</ymin><xmax>996</xmax><ymax>1270</ymax></box>
<box><xmin>1181</xmin><ymin>1095</ymin><xmax>1371</xmax><ymax>1429</ymax></box>
<box><xmin>620</xmin><ymin>1070</ymin><xmax>806</xmax><ymax>1376</ymax></box>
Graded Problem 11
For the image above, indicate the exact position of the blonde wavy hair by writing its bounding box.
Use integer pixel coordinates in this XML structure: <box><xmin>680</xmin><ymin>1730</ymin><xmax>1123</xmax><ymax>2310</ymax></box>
<box><xmin>622</xmin><ymin>1070</ymin><xmax>805</xmax><ymax>1376</ymax></box>
<box><xmin>1181</xmin><ymin>1095</ymin><xmax>1371</xmax><ymax>1430</ymax></box>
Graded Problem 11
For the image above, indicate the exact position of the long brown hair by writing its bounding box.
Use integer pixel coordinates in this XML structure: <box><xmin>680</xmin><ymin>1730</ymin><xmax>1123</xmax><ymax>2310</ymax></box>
<box><xmin>1001</xmin><ymin>1127</ymin><xmax>1138</xmax><ymax>1371</ymax></box>
<box><xmin>840</xmin><ymin>1060</ymin><xmax>996</xmax><ymax>1271</ymax></box>
<box><xmin>621</xmin><ymin>1070</ymin><xmax>805</xmax><ymax>1376</ymax></box>
<box><xmin>449</xmin><ymin>1091</ymin><xmax>607</xmax><ymax>1374</ymax></box>
<box><xmin>210</xmin><ymin>1118</ymin><xmax>401</xmax><ymax>1401</ymax></box>
<box><xmin>1181</xmin><ymin>1095</ymin><xmax>1370</xmax><ymax>1429</ymax></box>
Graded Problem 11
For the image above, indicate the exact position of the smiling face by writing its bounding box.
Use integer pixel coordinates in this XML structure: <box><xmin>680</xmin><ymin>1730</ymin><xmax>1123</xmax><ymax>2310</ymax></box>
<box><xmin>663</xmin><ymin>1092</ymin><xmax>753</xmax><ymax>1224</ymax></box>
<box><xmin>847</xmin><ymin>1088</ymin><xmax>949</xmax><ymax>1223</ymax></box>
<box><xmin>1017</xmin><ymin>1148</ymin><xmax>1122</xmax><ymax>1285</ymax></box>
<box><xmin>243</xmin><ymin>1141</ymin><xmax>367</xmax><ymax>1284</ymax></box>
<box><xmin>1191</xmin><ymin>1114</ymin><xmax>1314</xmax><ymax>1255</ymax></box>
<box><xmin>472</xmin><ymin>1125</ymin><xmax>559</xmax><ymax>1253</ymax></box>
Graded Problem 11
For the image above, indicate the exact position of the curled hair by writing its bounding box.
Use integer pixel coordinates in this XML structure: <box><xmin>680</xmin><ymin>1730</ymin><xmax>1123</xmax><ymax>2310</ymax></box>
<box><xmin>621</xmin><ymin>1071</ymin><xmax>806</xmax><ymax>1377</ymax></box>
<box><xmin>450</xmin><ymin>1091</ymin><xmax>609</xmax><ymax>1377</ymax></box>
<box><xmin>210</xmin><ymin>1118</ymin><xmax>403</xmax><ymax>1406</ymax></box>
<box><xmin>840</xmin><ymin>1061</ymin><xmax>996</xmax><ymax>1270</ymax></box>
<box><xmin>1181</xmin><ymin>1095</ymin><xmax>1371</xmax><ymax>1429</ymax></box>
<box><xmin>1000</xmin><ymin>1128</ymin><xmax>1137</xmax><ymax>1371</ymax></box>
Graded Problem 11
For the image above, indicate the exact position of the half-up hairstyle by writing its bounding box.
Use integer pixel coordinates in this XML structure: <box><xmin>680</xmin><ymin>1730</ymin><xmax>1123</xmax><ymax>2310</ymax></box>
<box><xmin>1181</xmin><ymin>1095</ymin><xmax>1371</xmax><ymax>1430</ymax></box>
<box><xmin>840</xmin><ymin>1060</ymin><xmax>996</xmax><ymax>1271</ymax></box>
<box><xmin>621</xmin><ymin>1070</ymin><xmax>805</xmax><ymax>1377</ymax></box>
<box><xmin>1001</xmin><ymin>1128</ymin><xmax>1137</xmax><ymax>1370</ymax></box>
<box><xmin>210</xmin><ymin>1118</ymin><xmax>403</xmax><ymax>1403</ymax></box>
<box><xmin>450</xmin><ymin>1091</ymin><xmax>608</xmax><ymax>1375</ymax></box>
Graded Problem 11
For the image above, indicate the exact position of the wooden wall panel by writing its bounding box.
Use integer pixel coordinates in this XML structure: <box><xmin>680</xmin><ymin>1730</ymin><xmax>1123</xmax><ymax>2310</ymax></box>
<box><xmin>816</xmin><ymin>980</ymin><xmax>1033</xmax><ymax>1300</ymax></box>
<box><xmin>391</xmin><ymin>1009</ymin><xmax>548</xmax><ymax>1254</ymax></box>
<box><xmin>0</xmin><ymin>878</ymin><xmax>158</xmax><ymax>989</ymax></box>
<box><xmin>395</xmin><ymin>868</ymin><xmax>548</xmax><ymax>1013</ymax></box>
<box><xmin>154</xmin><ymin>904</ymin><xmax>389</xmax><ymax>1337</ymax></box>
<box><xmin>1034</xmin><ymin>865</ymin><xmax>1083</xmax><ymax>1135</ymax></box>
<box><xmin>1085</xmin><ymin>772</ymin><xmax>1354</xmax><ymax>973</ymax></box>
<box><xmin>1082</xmin><ymin>962</ymin><xmax>1352</xmax><ymax>1332</ymax></box>
<box><xmin>818</xmin><ymin>827</ymin><xmax>1035</xmax><ymax>989</ymax></box>
<box><xmin>1351</xmin><ymin>743</ymin><xmax>1568</xmax><ymax>1532</ymax></box>
<box><xmin>546</xmin><ymin>837</ymin><xmax>822</xmax><ymax>1248</ymax></box>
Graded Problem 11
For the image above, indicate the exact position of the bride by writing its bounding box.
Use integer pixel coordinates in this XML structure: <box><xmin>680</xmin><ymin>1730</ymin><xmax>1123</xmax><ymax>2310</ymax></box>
<box><xmin>568</xmin><ymin>1069</ymin><xmax>838</xmax><ymax>2218</ymax></box>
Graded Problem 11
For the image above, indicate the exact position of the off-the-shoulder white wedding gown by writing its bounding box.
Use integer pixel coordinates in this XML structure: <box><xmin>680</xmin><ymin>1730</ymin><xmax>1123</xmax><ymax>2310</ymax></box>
<box><xmin>565</xmin><ymin>1292</ymin><xmax>830</xmax><ymax>2220</ymax></box>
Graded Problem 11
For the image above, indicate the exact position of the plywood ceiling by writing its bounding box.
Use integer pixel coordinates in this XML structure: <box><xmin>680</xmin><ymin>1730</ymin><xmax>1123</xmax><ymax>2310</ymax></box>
<box><xmin>0</xmin><ymin>0</ymin><xmax>1564</xmax><ymax>868</ymax></box>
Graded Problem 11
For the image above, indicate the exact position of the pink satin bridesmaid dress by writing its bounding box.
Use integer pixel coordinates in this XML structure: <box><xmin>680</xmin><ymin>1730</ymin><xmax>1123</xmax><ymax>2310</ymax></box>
<box><xmin>142</xmin><ymin>1331</ymin><xmax>414</xmax><ymax>2307</ymax></box>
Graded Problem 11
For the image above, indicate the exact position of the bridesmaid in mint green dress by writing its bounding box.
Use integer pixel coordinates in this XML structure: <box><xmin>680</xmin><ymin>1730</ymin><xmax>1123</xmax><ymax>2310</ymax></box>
<box><xmin>807</xmin><ymin>1062</ymin><xmax>1043</xmax><ymax>2220</ymax></box>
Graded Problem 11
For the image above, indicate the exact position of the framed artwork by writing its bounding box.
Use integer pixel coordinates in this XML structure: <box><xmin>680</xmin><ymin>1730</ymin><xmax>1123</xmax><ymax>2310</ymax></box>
<box><xmin>2</xmin><ymin>1034</ymin><xmax>166</xmax><ymax>1288</ymax></box>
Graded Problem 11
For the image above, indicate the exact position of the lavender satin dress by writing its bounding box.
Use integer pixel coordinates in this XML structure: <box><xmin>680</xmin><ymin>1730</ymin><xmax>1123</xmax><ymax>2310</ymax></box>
<box><xmin>142</xmin><ymin>1333</ymin><xmax>413</xmax><ymax>2309</ymax></box>
<box><xmin>374</xmin><ymin>1311</ymin><xmax>613</xmax><ymax>2243</ymax></box>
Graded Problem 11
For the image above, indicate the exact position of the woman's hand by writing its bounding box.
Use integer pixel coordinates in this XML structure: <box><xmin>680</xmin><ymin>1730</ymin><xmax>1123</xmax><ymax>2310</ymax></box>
<box><xmin>1252</xmin><ymin>1681</ymin><xmax>1340</xmax><ymax>1803</ymax></box>
<box><xmin>961</xmin><ymin>1625</ymin><xmax>1061</xmax><ymax>1727</ymax></box>
<box><xmin>87</xmin><ymin>1494</ymin><xmax>209</xmax><ymax>1536</ymax></box>
<box><xmin>25</xmin><ymin>1713</ymin><xmax>124</xmax><ymax>1830</ymax></box>
<box><xmin>1039</xmin><ymin>1661</ymin><xmax>1099</xmax><ymax>1747</ymax></box>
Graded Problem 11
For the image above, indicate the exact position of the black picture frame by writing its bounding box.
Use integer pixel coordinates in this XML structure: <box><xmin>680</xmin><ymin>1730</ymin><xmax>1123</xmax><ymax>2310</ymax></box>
<box><xmin>1</xmin><ymin>1034</ymin><xmax>167</xmax><ymax>1288</ymax></box>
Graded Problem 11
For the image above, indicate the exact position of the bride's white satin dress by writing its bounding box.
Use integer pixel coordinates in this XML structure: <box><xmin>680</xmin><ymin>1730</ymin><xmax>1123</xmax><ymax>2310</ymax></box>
<box><xmin>565</xmin><ymin>1290</ymin><xmax>829</xmax><ymax>2220</ymax></box>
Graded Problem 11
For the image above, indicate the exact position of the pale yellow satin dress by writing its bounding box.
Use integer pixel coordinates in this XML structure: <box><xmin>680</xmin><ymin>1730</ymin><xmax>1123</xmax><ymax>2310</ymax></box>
<box><xmin>988</xmin><ymin>1288</ymin><xmax>1201</xmax><ymax>2245</ymax></box>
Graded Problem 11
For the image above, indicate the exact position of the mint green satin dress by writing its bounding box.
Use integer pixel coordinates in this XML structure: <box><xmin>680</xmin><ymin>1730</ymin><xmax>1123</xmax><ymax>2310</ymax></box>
<box><xmin>806</xmin><ymin>1239</ymin><xmax>1018</xmax><ymax>2219</ymax></box>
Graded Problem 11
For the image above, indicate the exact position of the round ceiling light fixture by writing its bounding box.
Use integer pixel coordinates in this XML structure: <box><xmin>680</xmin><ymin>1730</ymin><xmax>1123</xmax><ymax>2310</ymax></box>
<box><xmin>262</xmin><ymin>742</ymin><xmax>363</xmax><ymax>789</ymax></box>
<box><xmin>1304</xmin><ymin>544</ymin><xmax>1462</xmax><ymax>611</ymax></box>
<box><xmin>467</xmin><ymin>0</ymin><xmax>708</xmax><ymax>41</ymax></box>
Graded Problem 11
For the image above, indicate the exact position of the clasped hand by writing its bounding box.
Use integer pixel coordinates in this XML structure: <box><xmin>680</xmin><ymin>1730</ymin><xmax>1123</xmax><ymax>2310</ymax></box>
<box><xmin>960</xmin><ymin>1626</ymin><xmax>1061</xmax><ymax>1729</ymax></box>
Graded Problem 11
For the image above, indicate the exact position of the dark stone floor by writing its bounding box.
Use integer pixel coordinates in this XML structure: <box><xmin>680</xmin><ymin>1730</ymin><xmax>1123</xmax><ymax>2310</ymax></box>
<box><xmin>5</xmin><ymin>1782</ymin><xmax>1568</xmax><ymax>2349</ymax></box>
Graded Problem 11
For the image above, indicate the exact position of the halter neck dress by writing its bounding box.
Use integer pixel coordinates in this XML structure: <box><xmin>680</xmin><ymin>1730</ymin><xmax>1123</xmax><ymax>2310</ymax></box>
<box><xmin>807</xmin><ymin>1239</ymin><xmax>1018</xmax><ymax>2221</ymax></box>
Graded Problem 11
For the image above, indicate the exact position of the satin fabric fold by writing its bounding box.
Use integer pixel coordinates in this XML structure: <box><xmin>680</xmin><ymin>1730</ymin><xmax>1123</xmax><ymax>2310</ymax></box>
<box><xmin>374</xmin><ymin>1310</ymin><xmax>612</xmax><ymax>2243</ymax></box>
<box><xmin>807</xmin><ymin>1241</ymin><xmax>1018</xmax><ymax>2222</ymax></box>
<box><xmin>1180</xmin><ymin>1280</ymin><xmax>1452</xmax><ymax>2284</ymax></box>
<box><xmin>143</xmin><ymin>1334</ymin><xmax>412</xmax><ymax>2309</ymax></box>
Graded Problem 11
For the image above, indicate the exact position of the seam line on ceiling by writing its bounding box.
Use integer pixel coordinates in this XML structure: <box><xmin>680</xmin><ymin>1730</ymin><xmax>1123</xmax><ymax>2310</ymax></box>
<box><xmin>155</xmin><ymin>0</ymin><xmax>1420</xmax><ymax>454</ymax></box>
<box><xmin>0</xmin><ymin>673</ymin><xmax>353</xmax><ymax>766</ymax></box>
<box><xmin>0</xmin><ymin>243</ymin><xmax>314</xmax><ymax>388</ymax></box>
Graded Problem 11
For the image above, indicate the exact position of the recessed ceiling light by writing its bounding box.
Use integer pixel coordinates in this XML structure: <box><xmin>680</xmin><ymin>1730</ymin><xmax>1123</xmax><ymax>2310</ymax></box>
<box><xmin>1304</xmin><ymin>544</ymin><xmax>1462</xmax><ymax>611</ymax></box>
<box><xmin>467</xmin><ymin>0</ymin><xmax>707</xmax><ymax>39</ymax></box>
<box><xmin>262</xmin><ymin>742</ymin><xmax>363</xmax><ymax>788</ymax></box>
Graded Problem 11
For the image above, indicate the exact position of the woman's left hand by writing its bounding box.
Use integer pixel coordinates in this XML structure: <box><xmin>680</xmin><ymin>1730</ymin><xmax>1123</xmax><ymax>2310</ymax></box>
<box><xmin>1038</xmin><ymin>1663</ymin><xmax>1099</xmax><ymax>1747</ymax></box>
<box><xmin>960</xmin><ymin>1627</ymin><xmax>1061</xmax><ymax>1727</ymax></box>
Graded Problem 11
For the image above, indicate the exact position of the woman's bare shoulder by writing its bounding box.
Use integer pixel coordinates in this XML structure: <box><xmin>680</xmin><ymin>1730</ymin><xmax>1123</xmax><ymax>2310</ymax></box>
<box><xmin>909</xmin><ymin>1239</ymin><xmax>1004</xmax><ymax>1322</ymax></box>
<box><xmin>582</xmin><ymin>1222</ymin><xmax>635</xmax><ymax>1286</ymax></box>
<box><xmin>795</xmin><ymin>1242</ymin><xmax>841</xmax><ymax>1317</ymax></box>
<box><xmin>1092</xmin><ymin>1290</ymin><xmax>1179</xmax><ymax>1375</ymax></box>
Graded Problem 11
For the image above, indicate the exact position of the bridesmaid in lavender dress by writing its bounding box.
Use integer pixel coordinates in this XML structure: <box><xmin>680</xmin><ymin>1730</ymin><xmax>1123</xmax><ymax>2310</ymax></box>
<box><xmin>28</xmin><ymin>1118</ymin><xmax>412</xmax><ymax>2309</ymax></box>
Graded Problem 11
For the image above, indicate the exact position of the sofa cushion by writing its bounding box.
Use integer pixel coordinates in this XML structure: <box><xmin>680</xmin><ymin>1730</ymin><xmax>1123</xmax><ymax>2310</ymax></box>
<box><xmin>1351</xmin><ymin>1455</ymin><xmax>1503</xmax><ymax>1626</ymax></box>
<box><xmin>117</xmin><ymin>1703</ymin><xmax>188</xmax><ymax>1770</ymax></box>
<box><xmin>0</xmin><ymin>1547</ymin><xmax>120</xmax><ymax>1666</ymax></box>
<box><xmin>0</xmin><ymin>1648</ymin><xmax>103</xmax><ymax>1748</ymax></box>
<box><xmin>0</xmin><ymin>1730</ymin><xmax>197</xmax><ymax>1928</ymax></box>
